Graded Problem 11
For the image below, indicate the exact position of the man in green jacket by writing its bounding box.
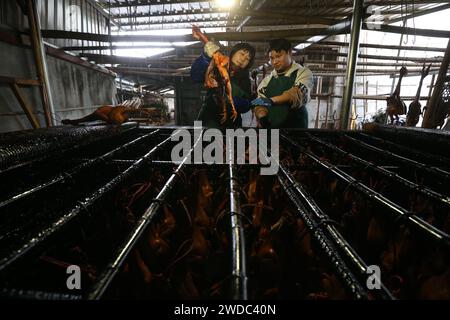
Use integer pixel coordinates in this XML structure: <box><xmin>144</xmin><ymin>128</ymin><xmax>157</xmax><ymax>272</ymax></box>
<box><xmin>251</xmin><ymin>39</ymin><xmax>313</xmax><ymax>128</ymax></box>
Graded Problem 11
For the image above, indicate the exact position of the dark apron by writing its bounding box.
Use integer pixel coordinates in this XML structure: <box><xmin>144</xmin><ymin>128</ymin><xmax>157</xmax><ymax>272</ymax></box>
<box><xmin>197</xmin><ymin>80</ymin><xmax>249</xmax><ymax>129</ymax></box>
<box><xmin>264</xmin><ymin>69</ymin><xmax>309</xmax><ymax>128</ymax></box>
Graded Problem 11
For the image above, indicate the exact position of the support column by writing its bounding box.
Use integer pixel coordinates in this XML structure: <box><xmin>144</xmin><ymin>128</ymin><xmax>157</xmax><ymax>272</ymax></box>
<box><xmin>340</xmin><ymin>0</ymin><xmax>364</xmax><ymax>130</ymax></box>
<box><xmin>27</xmin><ymin>0</ymin><xmax>56</xmax><ymax>126</ymax></box>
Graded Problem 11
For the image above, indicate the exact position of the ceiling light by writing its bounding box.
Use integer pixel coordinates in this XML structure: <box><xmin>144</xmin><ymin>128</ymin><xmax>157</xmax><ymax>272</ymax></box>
<box><xmin>295</xmin><ymin>36</ymin><xmax>326</xmax><ymax>50</ymax></box>
<box><xmin>215</xmin><ymin>0</ymin><xmax>235</xmax><ymax>9</ymax></box>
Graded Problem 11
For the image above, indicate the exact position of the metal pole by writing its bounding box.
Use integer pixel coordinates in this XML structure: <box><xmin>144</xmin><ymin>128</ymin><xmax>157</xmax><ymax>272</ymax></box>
<box><xmin>389</xmin><ymin>18</ymin><xmax>407</xmax><ymax>95</ymax></box>
<box><xmin>228</xmin><ymin>164</ymin><xmax>248</xmax><ymax>300</ymax></box>
<box><xmin>340</xmin><ymin>0</ymin><xmax>364</xmax><ymax>130</ymax></box>
<box><xmin>364</xmin><ymin>80</ymin><xmax>368</xmax><ymax>119</ymax></box>
<box><xmin>315</xmin><ymin>97</ymin><xmax>321</xmax><ymax>129</ymax></box>
<box><xmin>375</xmin><ymin>80</ymin><xmax>378</xmax><ymax>111</ymax></box>
<box><xmin>119</xmin><ymin>77</ymin><xmax>123</xmax><ymax>103</ymax></box>
<box><xmin>27</xmin><ymin>0</ymin><xmax>56</xmax><ymax>126</ymax></box>
<box><xmin>108</xmin><ymin>0</ymin><xmax>113</xmax><ymax>57</ymax></box>
<box><xmin>422</xmin><ymin>39</ymin><xmax>450</xmax><ymax>128</ymax></box>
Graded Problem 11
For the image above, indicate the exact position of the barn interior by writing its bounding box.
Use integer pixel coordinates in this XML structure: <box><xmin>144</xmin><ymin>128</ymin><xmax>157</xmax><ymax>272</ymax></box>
<box><xmin>0</xmin><ymin>0</ymin><xmax>449</xmax><ymax>301</ymax></box>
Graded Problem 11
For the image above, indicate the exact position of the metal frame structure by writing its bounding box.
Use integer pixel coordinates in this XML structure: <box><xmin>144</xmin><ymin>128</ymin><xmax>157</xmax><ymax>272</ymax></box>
<box><xmin>2</xmin><ymin>125</ymin><xmax>449</xmax><ymax>299</ymax></box>
<box><xmin>1</xmin><ymin>0</ymin><xmax>450</xmax><ymax>128</ymax></box>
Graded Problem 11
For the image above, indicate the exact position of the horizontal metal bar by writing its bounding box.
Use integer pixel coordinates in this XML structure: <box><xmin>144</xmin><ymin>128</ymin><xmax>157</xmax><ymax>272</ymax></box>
<box><xmin>63</xmin><ymin>44</ymin><xmax>178</xmax><ymax>51</ymax></box>
<box><xmin>288</xmin><ymin>164</ymin><xmax>399</xmax><ymax>170</ymax></box>
<box><xmin>388</xmin><ymin>3</ymin><xmax>450</xmax><ymax>24</ymax></box>
<box><xmin>310</xmin><ymin>94</ymin><xmax>431</xmax><ymax>101</ymax></box>
<box><xmin>363</xmin><ymin>23</ymin><xmax>450</xmax><ymax>39</ymax></box>
<box><xmin>106</xmin><ymin>0</ymin><xmax>210</xmax><ymax>8</ymax></box>
<box><xmin>61</xmin><ymin>159</ymin><xmax>400</xmax><ymax>172</ymax></box>
<box><xmin>116</xmin><ymin>18</ymin><xmax>233</xmax><ymax>28</ymax></box>
<box><xmin>304</xmin><ymin>59</ymin><xmax>442</xmax><ymax>67</ymax></box>
<box><xmin>314</xmin><ymin>40</ymin><xmax>448</xmax><ymax>53</ymax></box>
<box><xmin>114</xmin><ymin>9</ymin><xmax>337</xmax><ymax>25</ymax></box>
<box><xmin>105</xmin><ymin>0</ymin><xmax>445</xmax><ymax>9</ymax></box>
<box><xmin>41</xmin><ymin>27</ymin><xmax>337</xmax><ymax>43</ymax></box>
<box><xmin>295</xmin><ymin>50</ymin><xmax>444</xmax><ymax>63</ymax></box>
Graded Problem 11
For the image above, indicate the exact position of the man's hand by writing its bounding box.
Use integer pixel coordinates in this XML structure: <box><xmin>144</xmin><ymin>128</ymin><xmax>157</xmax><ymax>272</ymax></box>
<box><xmin>204</xmin><ymin>41</ymin><xmax>220</xmax><ymax>58</ymax></box>
<box><xmin>251</xmin><ymin>97</ymin><xmax>273</xmax><ymax>108</ymax></box>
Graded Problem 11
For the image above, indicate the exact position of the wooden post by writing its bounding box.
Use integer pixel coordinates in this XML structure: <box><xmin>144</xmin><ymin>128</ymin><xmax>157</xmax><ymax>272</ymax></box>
<box><xmin>428</xmin><ymin>75</ymin><xmax>436</xmax><ymax>100</ymax></box>
<box><xmin>422</xmin><ymin>39</ymin><xmax>450</xmax><ymax>128</ymax></box>
<box><xmin>424</xmin><ymin>74</ymin><xmax>436</xmax><ymax>122</ymax></box>
<box><xmin>27</xmin><ymin>0</ymin><xmax>55</xmax><ymax>126</ymax></box>
<box><xmin>10</xmin><ymin>83</ymin><xmax>41</xmax><ymax>129</ymax></box>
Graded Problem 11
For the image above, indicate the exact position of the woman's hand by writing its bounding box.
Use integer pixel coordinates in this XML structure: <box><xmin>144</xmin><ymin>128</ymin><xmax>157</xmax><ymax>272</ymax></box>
<box><xmin>204</xmin><ymin>41</ymin><xmax>220</xmax><ymax>58</ymax></box>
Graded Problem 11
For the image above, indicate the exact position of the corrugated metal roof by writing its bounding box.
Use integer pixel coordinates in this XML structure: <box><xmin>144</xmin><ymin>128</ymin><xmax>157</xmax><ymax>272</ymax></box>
<box><xmin>86</xmin><ymin>0</ymin><xmax>449</xmax><ymax>89</ymax></box>
<box><xmin>98</xmin><ymin>1</ymin><xmax>445</xmax><ymax>31</ymax></box>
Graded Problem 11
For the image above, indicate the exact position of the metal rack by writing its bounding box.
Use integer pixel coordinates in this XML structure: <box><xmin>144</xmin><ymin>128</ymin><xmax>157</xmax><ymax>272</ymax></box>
<box><xmin>0</xmin><ymin>124</ymin><xmax>448</xmax><ymax>299</ymax></box>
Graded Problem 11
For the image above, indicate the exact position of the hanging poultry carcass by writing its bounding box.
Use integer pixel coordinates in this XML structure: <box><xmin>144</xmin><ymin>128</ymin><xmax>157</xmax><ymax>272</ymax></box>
<box><xmin>406</xmin><ymin>64</ymin><xmax>431</xmax><ymax>127</ymax></box>
<box><xmin>386</xmin><ymin>67</ymin><xmax>408</xmax><ymax>124</ymax></box>
<box><xmin>192</xmin><ymin>25</ymin><xmax>238</xmax><ymax>124</ymax></box>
